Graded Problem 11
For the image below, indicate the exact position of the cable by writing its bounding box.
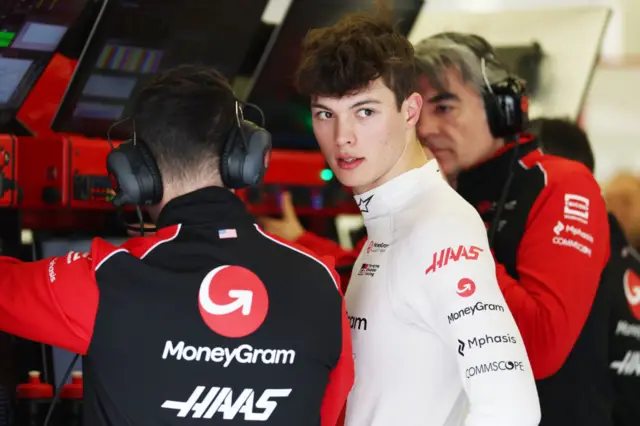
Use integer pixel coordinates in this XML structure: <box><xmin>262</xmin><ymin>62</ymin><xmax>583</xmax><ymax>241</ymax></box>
<box><xmin>243</xmin><ymin>102</ymin><xmax>266</xmax><ymax>127</ymax></box>
<box><xmin>135</xmin><ymin>206</ymin><xmax>146</xmax><ymax>237</ymax></box>
<box><xmin>488</xmin><ymin>135</ymin><xmax>520</xmax><ymax>247</ymax></box>
<box><xmin>42</xmin><ymin>354</ymin><xmax>80</xmax><ymax>426</ymax></box>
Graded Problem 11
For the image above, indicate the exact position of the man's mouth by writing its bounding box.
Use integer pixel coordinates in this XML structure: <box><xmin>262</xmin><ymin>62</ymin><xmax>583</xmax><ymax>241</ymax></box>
<box><xmin>337</xmin><ymin>157</ymin><xmax>364</xmax><ymax>170</ymax></box>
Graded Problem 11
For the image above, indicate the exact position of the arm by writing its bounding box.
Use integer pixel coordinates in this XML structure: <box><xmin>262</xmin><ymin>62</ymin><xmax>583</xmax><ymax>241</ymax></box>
<box><xmin>496</xmin><ymin>173</ymin><xmax>610</xmax><ymax>379</ymax></box>
<box><xmin>422</xmin><ymin>217</ymin><xmax>540</xmax><ymax>426</ymax></box>
<box><xmin>0</xmin><ymin>247</ymin><xmax>99</xmax><ymax>354</ymax></box>
<box><xmin>320</xmin><ymin>299</ymin><xmax>354</xmax><ymax>426</ymax></box>
<box><xmin>297</xmin><ymin>232</ymin><xmax>363</xmax><ymax>269</ymax></box>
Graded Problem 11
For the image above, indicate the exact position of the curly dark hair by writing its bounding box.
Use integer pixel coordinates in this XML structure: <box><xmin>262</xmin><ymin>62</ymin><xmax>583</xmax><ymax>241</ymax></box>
<box><xmin>294</xmin><ymin>12</ymin><xmax>417</xmax><ymax>110</ymax></box>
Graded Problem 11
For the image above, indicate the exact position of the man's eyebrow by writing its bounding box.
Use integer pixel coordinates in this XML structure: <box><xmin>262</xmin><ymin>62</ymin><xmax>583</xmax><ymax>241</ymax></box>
<box><xmin>310</xmin><ymin>102</ymin><xmax>331</xmax><ymax>110</ymax></box>
<box><xmin>350</xmin><ymin>99</ymin><xmax>382</xmax><ymax>109</ymax></box>
<box><xmin>428</xmin><ymin>93</ymin><xmax>459</xmax><ymax>103</ymax></box>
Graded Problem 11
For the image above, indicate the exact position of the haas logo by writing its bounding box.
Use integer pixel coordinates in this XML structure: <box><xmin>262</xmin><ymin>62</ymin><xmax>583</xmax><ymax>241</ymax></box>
<box><xmin>624</xmin><ymin>270</ymin><xmax>640</xmax><ymax>320</ymax></box>
<box><xmin>198</xmin><ymin>266</ymin><xmax>269</xmax><ymax>338</ymax></box>
<box><xmin>425</xmin><ymin>245</ymin><xmax>484</xmax><ymax>275</ymax></box>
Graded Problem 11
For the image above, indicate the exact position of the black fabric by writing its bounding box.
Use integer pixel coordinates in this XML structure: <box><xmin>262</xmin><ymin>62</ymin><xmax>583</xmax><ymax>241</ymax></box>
<box><xmin>606</xmin><ymin>215</ymin><xmax>640</xmax><ymax>426</ymax></box>
<box><xmin>85</xmin><ymin>186</ymin><xmax>343</xmax><ymax>425</ymax></box>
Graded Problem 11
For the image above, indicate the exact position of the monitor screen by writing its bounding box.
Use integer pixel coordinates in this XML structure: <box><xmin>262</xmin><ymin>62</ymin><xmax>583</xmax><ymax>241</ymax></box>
<box><xmin>39</xmin><ymin>236</ymin><xmax>127</xmax><ymax>386</ymax></box>
<box><xmin>0</xmin><ymin>0</ymin><xmax>95</xmax><ymax>111</ymax></box>
<box><xmin>51</xmin><ymin>0</ymin><xmax>269</xmax><ymax>140</ymax></box>
<box><xmin>246</xmin><ymin>0</ymin><xmax>425</xmax><ymax>151</ymax></box>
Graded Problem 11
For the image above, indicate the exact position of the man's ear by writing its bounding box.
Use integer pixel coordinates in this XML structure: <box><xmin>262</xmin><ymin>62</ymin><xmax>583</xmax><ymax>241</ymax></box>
<box><xmin>404</xmin><ymin>92</ymin><xmax>423</xmax><ymax>128</ymax></box>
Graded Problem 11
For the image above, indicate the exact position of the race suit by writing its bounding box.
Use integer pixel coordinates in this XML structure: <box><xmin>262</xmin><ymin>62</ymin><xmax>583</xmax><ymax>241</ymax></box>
<box><xmin>344</xmin><ymin>160</ymin><xmax>540</xmax><ymax>426</ymax></box>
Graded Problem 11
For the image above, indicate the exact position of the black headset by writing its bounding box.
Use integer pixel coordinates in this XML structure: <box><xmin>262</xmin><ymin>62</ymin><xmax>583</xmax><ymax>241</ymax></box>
<box><xmin>106</xmin><ymin>101</ymin><xmax>272</xmax><ymax>207</ymax></box>
<box><xmin>432</xmin><ymin>32</ymin><xmax>529</xmax><ymax>139</ymax></box>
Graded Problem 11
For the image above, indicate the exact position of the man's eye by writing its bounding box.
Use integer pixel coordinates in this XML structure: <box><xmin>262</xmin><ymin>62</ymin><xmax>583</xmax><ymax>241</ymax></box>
<box><xmin>435</xmin><ymin>104</ymin><xmax>452</xmax><ymax>114</ymax></box>
<box><xmin>315</xmin><ymin>111</ymin><xmax>332</xmax><ymax>120</ymax></box>
<box><xmin>357</xmin><ymin>109</ymin><xmax>374</xmax><ymax>118</ymax></box>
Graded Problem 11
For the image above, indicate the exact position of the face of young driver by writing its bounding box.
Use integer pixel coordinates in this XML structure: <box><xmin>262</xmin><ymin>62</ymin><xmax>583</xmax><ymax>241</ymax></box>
<box><xmin>416</xmin><ymin>67</ymin><xmax>501</xmax><ymax>178</ymax></box>
<box><xmin>311</xmin><ymin>78</ymin><xmax>421</xmax><ymax>194</ymax></box>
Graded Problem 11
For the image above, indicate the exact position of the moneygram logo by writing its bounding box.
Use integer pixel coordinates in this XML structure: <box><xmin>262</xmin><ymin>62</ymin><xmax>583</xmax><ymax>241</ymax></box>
<box><xmin>366</xmin><ymin>241</ymin><xmax>389</xmax><ymax>254</ymax></box>
<box><xmin>466</xmin><ymin>360</ymin><xmax>525</xmax><ymax>378</ymax></box>
<box><xmin>624</xmin><ymin>269</ymin><xmax>640</xmax><ymax>320</ymax></box>
<box><xmin>162</xmin><ymin>341</ymin><xmax>295</xmax><ymax>368</ymax></box>
<box><xmin>162</xmin><ymin>386</ymin><xmax>291</xmax><ymax>421</ymax></box>
<box><xmin>198</xmin><ymin>265</ymin><xmax>269</xmax><ymax>338</ymax></box>
<box><xmin>456</xmin><ymin>278</ymin><xmax>476</xmax><ymax>297</ymax></box>
<box><xmin>447</xmin><ymin>301</ymin><xmax>505</xmax><ymax>324</ymax></box>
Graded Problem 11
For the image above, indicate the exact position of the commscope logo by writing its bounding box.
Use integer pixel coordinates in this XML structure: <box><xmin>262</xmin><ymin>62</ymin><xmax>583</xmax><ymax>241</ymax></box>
<box><xmin>447</xmin><ymin>301</ymin><xmax>505</xmax><ymax>324</ymax></box>
<box><xmin>162</xmin><ymin>341</ymin><xmax>295</xmax><ymax>368</ymax></box>
<box><xmin>466</xmin><ymin>360</ymin><xmax>525</xmax><ymax>378</ymax></box>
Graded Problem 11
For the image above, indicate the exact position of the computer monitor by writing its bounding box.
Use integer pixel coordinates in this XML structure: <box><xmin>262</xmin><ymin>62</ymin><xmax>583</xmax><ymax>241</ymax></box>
<box><xmin>245</xmin><ymin>0</ymin><xmax>425</xmax><ymax>150</ymax></box>
<box><xmin>39</xmin><ymin>236</ymin><xmax>127</xmax><ymax>387</ymax></box>
<box><xmin>0</xmin><ymin>0</ymin><xmax>97</xmax><ymax>123</ymax></box>
<box><xmin>51</xmin><ymin>0</ymin><xmax>269</xmax><ymax>141</ymax></box>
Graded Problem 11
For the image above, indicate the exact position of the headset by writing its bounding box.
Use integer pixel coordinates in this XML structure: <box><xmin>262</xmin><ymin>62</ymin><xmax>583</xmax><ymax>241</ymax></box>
<box><xmin>432</xmin><ymin>32</ymin><xmax>529</xmax><ymax>139</ymax></box>
<box><xmin>432</xmin><ymin>32</ymin><xmax>529</xmax><ymax>246</ymax></box>
<box><xmin>106</xmin><ymin>100</ymin><xmax>272</xmax><ymax>208</ymax></box>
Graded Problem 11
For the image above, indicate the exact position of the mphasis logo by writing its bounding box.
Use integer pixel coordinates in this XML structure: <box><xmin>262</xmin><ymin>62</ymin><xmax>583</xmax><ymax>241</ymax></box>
<box><xmin>425</xmin><ymin>245</ymin><xmax>484</xmax><ymax>275</ymax></box>
<box><xmin>162</xmin><ymin>341</ymin><xmax>295</xmax><ymax>368</ymax></box>
<box><xmin>447</xmin><ymin>301</ymin><xmax>505</xmax><ymax>324</ymax></box>
<box><xmin>162</xmin><ymin>386</ymin><xmax>291</xmax><ymax>421</ymax></box>
<box><xmin>610</xmin><ymin>350</ymin><xmax>640</xmax><ymax>377</ymax></box>
<box><xmin>552</xmin><ymin>220</ymin><xmax>593</xmax><ymax>257</ymax></box>
<box><xmin>466</xmin><ymin>360</ymin><xmax>525</xmax><ymax>378</ymax></box>
<box><xmin>358</xmin><ymin>263</ymin><xmax>379</xmax><ymax>277</ymax></box>
<box><xmin>457</xmin><ymin>333</ymin><xmax>517</xmax><ymax>356</ymax></box>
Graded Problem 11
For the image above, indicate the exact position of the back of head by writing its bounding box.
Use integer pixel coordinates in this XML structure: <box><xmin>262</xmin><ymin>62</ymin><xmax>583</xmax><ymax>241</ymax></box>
<box><xmin>132</xmin><ymin>65</ymin><xmax>237</xmax><ymax>190</ymax></box>
<box><xmin>294</xmin><ymin>11</ymin><xmax>417</xmax><ymax>109</ymax></box>
<box><xmin>414</xmin><ymin>32</ymin><xmax>512</xmax><ymax>97</ymax></box>
<box><xmin>530</xmin><ymin>117</ymin><xmax>595</xmax><ymax>173</ymax></box>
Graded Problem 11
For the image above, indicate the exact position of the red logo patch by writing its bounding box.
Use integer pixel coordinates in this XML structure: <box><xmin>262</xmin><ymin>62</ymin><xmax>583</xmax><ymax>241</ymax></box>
<box><xmin>198</xmin><ymin>265</ymin><xmax>269</xmax><ymax>338</ymax></box>
<box><xmin>624</xmin><ymin>270</ymin><xmax>640</xmax><ymax>320</ymax></box>
<box><xmin>456</xmin><ymin>278</ymin><xmax>476</xmax><ymax>298</ymax></box>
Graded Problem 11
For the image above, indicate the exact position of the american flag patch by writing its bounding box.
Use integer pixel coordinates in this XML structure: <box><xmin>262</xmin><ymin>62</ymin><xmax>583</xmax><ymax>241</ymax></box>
<box><xmin>218</xmin><ymin>229</ymin><xmax>237</xmax><ymax>239</ymax></box>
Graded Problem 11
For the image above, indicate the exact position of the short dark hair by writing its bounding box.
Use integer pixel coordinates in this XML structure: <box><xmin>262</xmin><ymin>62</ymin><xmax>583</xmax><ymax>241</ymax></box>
<box><xmin>530</xmin><ymin>118</ymin><xmax>595</xmax><ymax>173</ymax></box>
<box><xmin>132</xmin><ymin>65</ymin><xmax>236</xmax><ymax>185</ymax></box>
<box><xmin>294</xmin><ymin>12</ymin><xmax>417</xmax><ymax>110</ymax></box>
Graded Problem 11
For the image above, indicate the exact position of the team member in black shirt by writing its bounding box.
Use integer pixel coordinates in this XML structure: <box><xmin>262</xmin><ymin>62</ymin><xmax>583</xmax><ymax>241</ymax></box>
<box><xmin>0</xmin><ymin>65</ymin><xmax>353</xmax><ymax>426</ymax></box>
<box><xmin>533</xmin><ymin>117</ymin><xmax>640</xmax><ymax>426</ymax></box>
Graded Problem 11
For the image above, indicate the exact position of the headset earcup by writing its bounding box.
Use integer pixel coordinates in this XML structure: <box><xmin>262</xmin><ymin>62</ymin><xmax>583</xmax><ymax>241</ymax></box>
<box><xmin>485</xmin><ymin>77</ymin><xmax>528</xmax><ymax>138</ymax></box>
<box><xmin>135</xmin><ymin>141</ymin><xmax>164</xmax><ymax>204</ymax></box>
<box><xmin>240</xmin><ymin>121</ymin><xmax>271</xmax><ymax>187</ymax></box>
<box><xmin>221</xmin><ymin>121</ymin><xmax>272</xmax><ymax>189</ymax></box>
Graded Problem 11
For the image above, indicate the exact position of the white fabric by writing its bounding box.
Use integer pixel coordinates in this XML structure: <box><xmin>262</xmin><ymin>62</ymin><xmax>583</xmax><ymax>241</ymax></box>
<box><xmin>344</xmin><ymin>160</ymin><xmax>541</xmax><ymax>426</ymax></box>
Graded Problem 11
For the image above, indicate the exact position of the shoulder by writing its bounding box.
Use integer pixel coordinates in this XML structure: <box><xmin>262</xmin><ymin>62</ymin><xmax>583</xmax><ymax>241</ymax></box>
<box><xmin>400</xmin><ymin>183</ymin><xmax>490</xmax><ymax>256</ymax></box>
<box><xmin>253</xmin><ymin>225</ymin><xmax>342</xmax><ymax>294</ymax></box>
<box><xmin>522</xmin><ymin>151</ymin><xmax>599</xmax><ymax>193</ymax></box>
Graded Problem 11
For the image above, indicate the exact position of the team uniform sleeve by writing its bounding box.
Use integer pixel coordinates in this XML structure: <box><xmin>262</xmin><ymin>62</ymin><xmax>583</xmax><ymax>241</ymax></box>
<box><xmin>319</xmin><ymin>256</ymin><xmax>354</xmax><ymax>426</ymax></box>
<box><xmin>496</xmin><ymin>171</ymin><xmax>610</xmax><ymax>379</ymax></box>
<box><xmin>296</xmin><ymin>231</ymin><xmax>362</xmax><ymax>270</ymax></box>
<box><xmin>419</xmin><ymin>218</ymin><xmax>540</xmax><ymax>426</ymax></box>
<box><xmin>0</xmin><ymin>248</ymin><xmax>99</xmax><ymax>355</ymax></box>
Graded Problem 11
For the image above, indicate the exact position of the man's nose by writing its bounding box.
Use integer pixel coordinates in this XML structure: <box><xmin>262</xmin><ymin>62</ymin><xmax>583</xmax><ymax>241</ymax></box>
<box><xmin>334</xmin><ymin>119</ymin><xmax>355</xmax><ymax>146</ymax></box>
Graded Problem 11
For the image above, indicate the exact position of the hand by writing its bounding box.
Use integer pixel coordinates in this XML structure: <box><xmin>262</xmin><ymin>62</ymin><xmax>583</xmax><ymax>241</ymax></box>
<box><xmin>258</xmin><ymin>192</ymin><xmax>305</xmax><ymax>242</ymax></box>
<box><xmin>126</xmin><ymin>223</ymin><xmax>157</xmax><ymax>237</ymax></box>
